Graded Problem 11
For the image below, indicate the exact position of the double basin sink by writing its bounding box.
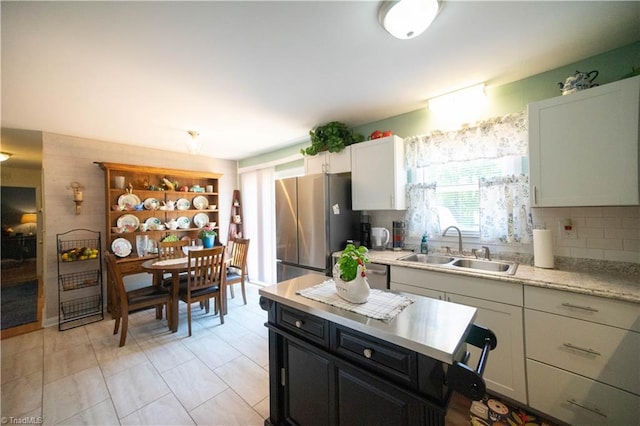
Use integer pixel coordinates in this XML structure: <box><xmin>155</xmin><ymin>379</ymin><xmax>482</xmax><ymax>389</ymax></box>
<box><xmin>397</xmin><ymin>253</ymin><xmax>518</xmax><ymax>276</ymax></box>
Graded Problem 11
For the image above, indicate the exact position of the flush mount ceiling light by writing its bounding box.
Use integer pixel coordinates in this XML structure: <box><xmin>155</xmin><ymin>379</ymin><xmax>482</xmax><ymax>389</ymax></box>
<box><xmin>378</xmin><ymin>0</ymin><xmax>440</xmax><ymax>40</ymax></box>
<box><xmin>0</xmin><ymin>152</ymin><xmax>12</xmax><ymax>162</ymax></box>
<box><xmin>186</xmin><ymin>130</ymin><xmax>201</xmax><ymax>154</ymax></box>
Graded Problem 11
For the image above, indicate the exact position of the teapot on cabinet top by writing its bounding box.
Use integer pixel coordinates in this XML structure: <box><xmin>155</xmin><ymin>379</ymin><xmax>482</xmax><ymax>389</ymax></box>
<box><xmin>558</xmin><ymin>70</ymin><xmax>599</xmax><ymax>95</ymax></box>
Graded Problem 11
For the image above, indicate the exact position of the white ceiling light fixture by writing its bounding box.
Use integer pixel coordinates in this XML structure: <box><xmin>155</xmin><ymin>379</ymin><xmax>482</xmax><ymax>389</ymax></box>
<box><xmin>0</xmin><ymin>152</ymin><xmax>12</xmax><ymax>162</ymax></box>
<box><xmin>186</xmin><ymin>130</ymin><xmax>201</xmax><ymax>154</ymax></box>
<box><xmin>379</xmin><ymin>0</ymin><xmax>440</xmax><ymax>40</ymax></box>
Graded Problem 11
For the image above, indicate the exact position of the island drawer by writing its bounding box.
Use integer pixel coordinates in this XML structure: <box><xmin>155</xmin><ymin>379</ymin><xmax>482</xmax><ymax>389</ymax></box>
<box><xmin>277</xmin><ymin>304</ymin><xmax>329</xmax><ymax>347</ymax></box>
<box><xmin>331</xmin><ymin>324</ymin><xmax>417</xmax><ymax>387</ymax></box>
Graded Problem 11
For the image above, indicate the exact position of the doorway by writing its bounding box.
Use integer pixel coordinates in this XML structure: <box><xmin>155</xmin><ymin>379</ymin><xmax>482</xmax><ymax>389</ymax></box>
<box><xmin>1</xmin><ymin>128</ymin><xmax>44</xmax><ymax>338</ymax></box>
<box><xmin>1</xmin><ymin>186</ymin><xmax>42</xmax><ymax>337</ymax></box>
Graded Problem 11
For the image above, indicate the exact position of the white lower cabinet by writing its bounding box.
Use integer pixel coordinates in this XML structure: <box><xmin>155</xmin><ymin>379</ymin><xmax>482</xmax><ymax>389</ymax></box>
<box><xmin>527</xmin><ymin>360</ymin><xmax>639</xmax><ymax>425</ymax></box>
<box><xmin>390</xmin><ymin>267</ymin><xmax>527</xmax><ymax>404</ymax></box>
<box><xmin>525</xmin><ymin>286</ymin><xmax>640</xmax><ymax>425</ymax></box>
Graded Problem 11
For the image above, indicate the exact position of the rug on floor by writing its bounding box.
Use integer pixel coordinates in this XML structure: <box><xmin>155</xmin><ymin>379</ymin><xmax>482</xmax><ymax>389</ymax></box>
<box><xmin>1</xmin><ymin>279</ymin><xmax>38</xmax><ymax>329</ymax></box>
<box><xmin>470</xmin><ymin>394</ymin><xmax>557</xmax><ymax>426</ymax></box>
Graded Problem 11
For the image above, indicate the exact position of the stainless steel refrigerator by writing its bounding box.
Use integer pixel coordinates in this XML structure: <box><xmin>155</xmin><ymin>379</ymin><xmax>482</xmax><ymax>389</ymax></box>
<box><xmin>276</xmin><ymin>173</ymin><xmax>358</xmax><ymax>282</ymax></box>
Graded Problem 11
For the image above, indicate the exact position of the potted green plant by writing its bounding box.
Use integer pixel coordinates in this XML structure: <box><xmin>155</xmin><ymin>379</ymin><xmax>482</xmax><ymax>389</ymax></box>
<box><xmin>198</xmin><ymin>224</ymin><xmax>217</xmax><ymax>248</ymax></box>
<box><xmin>301</xmin><ymin>121</ymin><xmax>364</xmax><ymax>156</ymax></box>
<box><xmin>333</xmin><ymin>243</ymin><xmax>370</xmax><ymax>303</ymax></box>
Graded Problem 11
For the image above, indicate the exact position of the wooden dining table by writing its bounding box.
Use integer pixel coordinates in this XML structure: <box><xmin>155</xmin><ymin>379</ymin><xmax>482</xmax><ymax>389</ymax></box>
<box><xmin>141</xmin><ymin>257</ymin><xmax>227</xmax><ymax>333</ymax></box>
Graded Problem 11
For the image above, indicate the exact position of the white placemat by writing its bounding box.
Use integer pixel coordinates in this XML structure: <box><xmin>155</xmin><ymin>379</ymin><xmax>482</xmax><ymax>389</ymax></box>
<box><xmin>297</xmin><ymin>279</ymin><xmax>414</xmax><ymax>322</ymax></box>
<box><xmin>153</xmin><ymin>257</ymin><xmax>188</xmax><ymax>266</ymax></box>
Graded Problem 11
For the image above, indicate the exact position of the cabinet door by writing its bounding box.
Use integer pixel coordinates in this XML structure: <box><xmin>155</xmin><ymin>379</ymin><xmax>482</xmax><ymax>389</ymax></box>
<box><xmin>447</xmin><ymin>294</ymin><xmax>527</xmax><ymax>404</ymax></box>
<box><xmin>391</xmin><ymin>281</ymin><xmax>445</xmax><ymax>300</ymax></box>
<box><xmin>528</xmin><ymin>75</ymin><xmax>640</xmax><ymax>206</ymax></box>
<box><xmin>335</xmin><ymin>363</ymin><xmax>428</xmax><ymax>426</ymax></box>
<box><xmin>328</xmin><ymin>146</ymin><xmax>351</xmax><ymax>174</ymax></box>
<box><xmin>304</xmin><ymin>148</ymin><xmax>352</xmax><ymax>175</ymax></box>
<box><xmin>284</xmin><ymin>339</ymin><xmax>332</xmax><ymax>426</ymax></box>
<box><xmin>304</xmin><ymin>153</ymin><xmax>327</xmax><ymax>175</ymax></box>
<box><xmin>351</xmin><ymin>136</ymin><xmax>406</xmax><ymax>210</ymax></box>
<box><xmin>527</xmin><ymin>359</ymin><xmax>640</xmax><ymax>425</ymax></box>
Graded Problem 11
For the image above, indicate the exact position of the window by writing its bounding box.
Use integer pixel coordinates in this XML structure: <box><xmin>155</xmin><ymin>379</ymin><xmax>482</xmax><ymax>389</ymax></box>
<box><xmin>405</xmin><ymin>112</ymin><xmax>531</xmax><ymax>243</ymax></box>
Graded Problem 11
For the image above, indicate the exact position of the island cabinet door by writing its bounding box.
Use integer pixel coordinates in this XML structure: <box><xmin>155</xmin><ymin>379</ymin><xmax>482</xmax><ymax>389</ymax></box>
<box><xmin>335</xmin><ymin>360</ymin><xmax>440</xmax><ymax>426</ymax></box>
<box><xmin>283</xmin><ymin>339</ymin><xmax>333</xmax><ymax>426</ymax></box>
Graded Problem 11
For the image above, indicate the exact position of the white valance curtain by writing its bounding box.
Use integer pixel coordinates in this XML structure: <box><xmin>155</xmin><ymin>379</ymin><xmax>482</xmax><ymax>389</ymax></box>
<box><xmin>404</xmin><ymin>111</ymin><xmax>532</xmax><ymax>243</ymax></box>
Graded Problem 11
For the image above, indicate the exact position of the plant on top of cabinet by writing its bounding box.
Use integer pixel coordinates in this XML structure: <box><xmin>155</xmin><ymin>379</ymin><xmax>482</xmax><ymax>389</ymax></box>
<box><xmin>301</xmin><ymin>121</ymin><xmax>364</xmax><ymax>156</ymax></box>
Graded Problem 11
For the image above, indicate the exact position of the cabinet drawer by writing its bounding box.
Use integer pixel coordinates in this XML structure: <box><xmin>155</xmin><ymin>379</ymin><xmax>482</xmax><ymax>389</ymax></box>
<box><xmin>332</xmin><ymin>324</ymin><xmax>416</xmax><ymax>387</ymax></box>
<box><xmin>116</xmin><ymin>259</ymin><xmax>146</xmax><ymax>276</ymax></box>
<box><xmin>391</xmin><ymin>267</ymin><xmax>522</xmax><ymax>306</ymax></box>
<box><xmin>277</xmin><ymin>305</ymin><xmax>329</xmax><ymax>347</ymax></box>
<box><xmin>527</xmin><ymin>359</ymin><xmax>640</xmax><ymax>425</ymax></box>
<box><xmin>525</xmin><ymin>286</ymin><xmax>639</xmax><ymax>331</ymax></box>
<box><xmin>526</xmin><ymin>309</ymin><xmax>639</xmax><ymax>394</ymax></box>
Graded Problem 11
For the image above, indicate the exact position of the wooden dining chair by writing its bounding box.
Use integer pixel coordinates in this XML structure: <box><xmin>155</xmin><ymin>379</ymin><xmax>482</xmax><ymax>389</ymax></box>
<box><xmin>226</xmin><ymin>238</ymin><xmax>250</xmax><ymax>305</ymax></box>
<box><xmin>179</xmin><ymin>245</ymin><xmax>226</xmax><ymax>336</ymax></box>
<box><xmin>158</xmin><ymin>239</ymin><xmax>190</xmax><ymax>260</ymax></box>
<box><xmin>104</xmin><ymin>252</ymin><xmax>172</xmax><ymax>347</ymax></box>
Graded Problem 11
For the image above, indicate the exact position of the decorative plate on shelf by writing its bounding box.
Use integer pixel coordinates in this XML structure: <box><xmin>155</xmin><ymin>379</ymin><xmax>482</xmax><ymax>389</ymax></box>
<box><xmin>111</xmin><ymin>238</ymin><xmax>132</xmax><ymax>257</ymax></box>
<box><xmin>176</xmin><ymin>216</ymin><xmax>190</xmax><ymax>229</ymax></box>
<box><xmin>176</xmin><ymin>198</ymin><xmax>191</xmax><ymax>210</ymax></box>
<box><xmin>192</xmin><ymin>195</ymin><xmax>209</xmax><ymax>210</ymax></box>
<box><xmin>145</xmin><ymin>217</ymin><xmax>162</xmax><ymax>228</ymax></box>
<box><xmin>193</xmin><ymin>213</ymin><xmax>210</xmax><ymax>228</ymax></box>
<box><xmin>143</xmin><ymin>197</ymin><xmax>160</xmax><ymax>210</ymax></box>
<box><xmin>116</xmin><ymin>214</ymin><xmax>140</xmax><ymax>232</ymax></box>
<box><xmin>118</xmin><ymin>194</ymin><xmax>141</xmax><ymax>210</ymax></box>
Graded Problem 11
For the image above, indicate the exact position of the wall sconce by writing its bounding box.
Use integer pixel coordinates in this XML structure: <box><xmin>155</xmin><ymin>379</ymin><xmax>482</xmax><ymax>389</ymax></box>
<box><xmin>69</xmin><ymin>181</ymin><xmax>84</xmax><ymax>215</ymax></box>
<box><xmin>20</xmin><ymin>213</ymin><xmax>37</xmax><ymax>235</ymax></box>
<box><xmin>428</xmin><ymin>83</ymin><xmax>487</xmax><ymax>112</ymax></box>
<box><xmin>0</xmin><ymin>152</ymin><xmax>12</xmax><ymax>162</ymax></box>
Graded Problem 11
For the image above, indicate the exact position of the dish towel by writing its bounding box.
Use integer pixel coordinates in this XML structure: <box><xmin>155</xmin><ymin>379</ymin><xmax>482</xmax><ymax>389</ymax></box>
<box><xmin>297</xmin><ymin>279</ymin><xmax>414</xmax><ymax>322</ymax></box>
<box><xmin>153</xmin><ymin>257</ymin><xmax>188</xmax><ymax>266</ymax></box>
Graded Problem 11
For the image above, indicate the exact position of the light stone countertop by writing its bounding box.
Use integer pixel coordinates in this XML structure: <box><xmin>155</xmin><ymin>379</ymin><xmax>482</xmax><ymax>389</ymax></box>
<box><xmin>355</xmin><ymin>249</ymin><xmax>640</xmax><ymax>305</ymax></box>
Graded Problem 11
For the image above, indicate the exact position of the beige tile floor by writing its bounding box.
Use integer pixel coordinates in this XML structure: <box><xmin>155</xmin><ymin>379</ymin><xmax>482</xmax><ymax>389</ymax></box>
<box><xmin>1</xmin><ymin>282</ymin><xmax>270</xmax><ymax>426</ymax></box>
<box><xmin>2</xmin><ymin>281</ymin><xmax>475</xmax><ymax>426</ymax></box>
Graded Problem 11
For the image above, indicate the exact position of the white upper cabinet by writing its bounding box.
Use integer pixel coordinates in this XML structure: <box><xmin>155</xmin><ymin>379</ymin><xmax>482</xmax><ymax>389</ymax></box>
<box><xmin>351</xmin><ymin>135</ymin><xmax>406</xmax><ymax>210</ymax></box>
<box><xmin>304</xmin><ymin>146</ymin><xmax>351</xmax><ymax>175</ymax></box>
<box><xmin>528</xmin><ymin>75</ymin><xmax>640</xmax><ymax>207</ymax></box>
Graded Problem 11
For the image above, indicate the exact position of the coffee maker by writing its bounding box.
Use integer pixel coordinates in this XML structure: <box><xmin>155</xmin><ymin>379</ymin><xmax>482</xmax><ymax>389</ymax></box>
<box><xmin>360</xmin><ymin>215</ymin><xmax>371</xmax><ymax>249</ymax></box>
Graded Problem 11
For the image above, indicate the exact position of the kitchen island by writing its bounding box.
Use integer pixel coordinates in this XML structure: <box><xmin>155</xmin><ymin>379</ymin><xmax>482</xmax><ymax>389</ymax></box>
<box><xmin>259</xmin><ymin>274</ymin><xmax>496</xmax><ymax>426</ymax></box>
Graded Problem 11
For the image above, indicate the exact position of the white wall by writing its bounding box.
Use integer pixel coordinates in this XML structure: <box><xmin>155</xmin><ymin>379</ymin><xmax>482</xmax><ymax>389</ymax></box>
<box><xmin>42</xmin><ymin>133</ymin><xmax>237</xmax><ymax>325</ymax></box>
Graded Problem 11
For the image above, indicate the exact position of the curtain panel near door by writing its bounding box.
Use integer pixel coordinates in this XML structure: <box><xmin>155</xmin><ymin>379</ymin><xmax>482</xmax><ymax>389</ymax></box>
<box><xmin>404</xmin><ymin>111</ymin><xmax>531</xmax><ymax>242</ymax></box>
<box><xmin>239</xmin><ymin>167</ymin><xmax>277</xmax><ymax>285</ymax></box>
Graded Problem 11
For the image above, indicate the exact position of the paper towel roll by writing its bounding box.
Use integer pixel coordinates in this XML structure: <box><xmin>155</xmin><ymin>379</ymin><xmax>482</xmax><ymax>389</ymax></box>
<box><xmin>533</xmin><ymin>229</ymin><xmax>554</xmax><ymax>268</ymax></box>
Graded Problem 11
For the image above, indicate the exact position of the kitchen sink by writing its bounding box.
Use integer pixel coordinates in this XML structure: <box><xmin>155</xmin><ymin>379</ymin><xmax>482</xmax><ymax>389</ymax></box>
<box><xmin>397</xmin><ymin>253</ymin><xmax>455</xmax><ymax>264</ymax></box>
<box><xmin>450</xmin><ymin>258</ymin><xmax>518</xmax><ymax>274</ymax></box>
<box><xmin>396</xmin><ymin>253</ymin><xmax>518</xmax><ymax>275</ymax></box>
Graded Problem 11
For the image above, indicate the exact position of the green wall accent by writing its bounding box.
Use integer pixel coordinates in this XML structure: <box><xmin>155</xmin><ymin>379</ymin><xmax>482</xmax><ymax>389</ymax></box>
<box><xmin>239</xmin><ymin>41</ymin><xmax>640</xmax><ymax>169</ymax></box>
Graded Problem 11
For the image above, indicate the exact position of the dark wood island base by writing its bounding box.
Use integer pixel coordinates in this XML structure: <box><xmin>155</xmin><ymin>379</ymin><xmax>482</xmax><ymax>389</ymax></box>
<box><xmin>259</xmin><ymin>275</ymin><xmax>496</xmax><ymax>426</ymax></box>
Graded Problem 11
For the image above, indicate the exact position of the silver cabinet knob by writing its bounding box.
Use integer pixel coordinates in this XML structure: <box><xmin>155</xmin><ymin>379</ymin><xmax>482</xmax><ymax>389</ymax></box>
<box><xmin>363</xmin><ymin>348</ymin><xmax>373</xmax><ymax>359</ymax></box>
<box><xmin>295</xmin><ymin>320</ymin><xmax>302</xmax><ymax>328</ymax></box>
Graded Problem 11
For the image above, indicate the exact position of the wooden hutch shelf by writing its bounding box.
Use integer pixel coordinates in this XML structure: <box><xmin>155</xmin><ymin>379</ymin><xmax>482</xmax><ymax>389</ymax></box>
<box><xmin>97</xmin><ymin>162</ymin><xmax>223</xmax><ymax>312</ymax></box>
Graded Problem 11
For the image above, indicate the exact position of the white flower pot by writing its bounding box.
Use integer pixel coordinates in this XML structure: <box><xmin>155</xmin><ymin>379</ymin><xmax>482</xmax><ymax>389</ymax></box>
<box><xmin>333</xmin><ymin>263</ymin><xmax>370</xmax><ymax>304</ymax></box>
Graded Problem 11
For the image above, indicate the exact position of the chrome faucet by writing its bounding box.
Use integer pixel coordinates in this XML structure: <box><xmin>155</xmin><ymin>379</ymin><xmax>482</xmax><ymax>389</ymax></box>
<box><xmin>481</xmin><ymin>246</ymin><xmax>491</xmax><ymax>261</ymax></box>
<box><xmin>442</xmin><ymin>226</ymin><xmax>463</xmax><ymax>254</ymax></box>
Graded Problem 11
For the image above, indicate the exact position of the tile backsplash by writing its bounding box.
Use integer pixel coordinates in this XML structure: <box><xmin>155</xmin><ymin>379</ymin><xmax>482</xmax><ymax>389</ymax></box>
<box><xmin>366</xmin><ymin>206</ymin><xmax>640</xmax><ymax>265</ymax></box>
